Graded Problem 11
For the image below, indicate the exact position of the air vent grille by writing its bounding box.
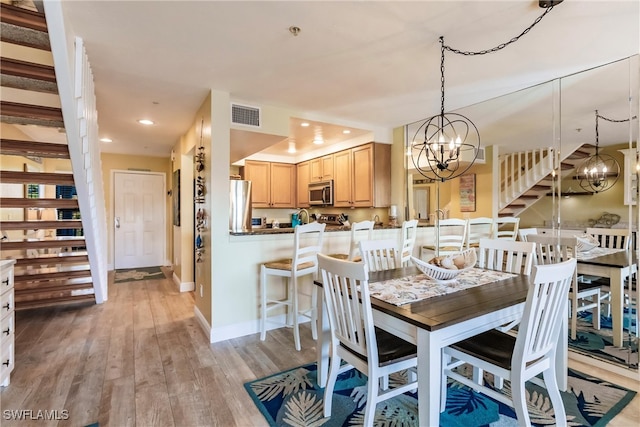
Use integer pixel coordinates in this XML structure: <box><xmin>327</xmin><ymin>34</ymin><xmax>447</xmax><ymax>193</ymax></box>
<box><xmin>231</xmin><ymin>103</ymin><xmax>260</xmax><ymax>127</ymax></box>
<box><xmin>477</xmin><ymin>147</ymin><xmax>486</xmax><ymax>161</ymax></box>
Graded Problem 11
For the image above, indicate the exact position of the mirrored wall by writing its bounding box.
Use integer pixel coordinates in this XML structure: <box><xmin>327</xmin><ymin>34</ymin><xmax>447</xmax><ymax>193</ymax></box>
<box><xmin>404</xmin><ymin>54</ymin><xmax>639</xmax><ymax>370</ymax></box>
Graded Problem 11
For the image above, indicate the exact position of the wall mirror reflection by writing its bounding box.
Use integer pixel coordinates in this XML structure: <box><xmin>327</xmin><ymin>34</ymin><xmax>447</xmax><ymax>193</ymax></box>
<box><xmin>404</xmin><ymin>54</ymin><xmax>639</xmax><ymax>371</ymax></box>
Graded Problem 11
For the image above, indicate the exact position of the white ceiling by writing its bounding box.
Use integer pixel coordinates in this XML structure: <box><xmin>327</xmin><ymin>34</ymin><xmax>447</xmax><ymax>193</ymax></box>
<box><xmin>31</xmin><ymin>1</ymin><xmax>640</xmax><ymax>159</ymax></box>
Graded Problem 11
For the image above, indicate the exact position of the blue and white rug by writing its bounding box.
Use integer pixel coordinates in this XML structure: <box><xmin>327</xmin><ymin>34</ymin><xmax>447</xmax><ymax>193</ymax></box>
<box><xmin>245</xmin><ymin>362</ymin><xmax>636</xmax><ymax>427</ymax></box>
<box><xmin>570</xmin><ymin>310</ymin><xmax>638</xmax><ymax>370</ymax></box>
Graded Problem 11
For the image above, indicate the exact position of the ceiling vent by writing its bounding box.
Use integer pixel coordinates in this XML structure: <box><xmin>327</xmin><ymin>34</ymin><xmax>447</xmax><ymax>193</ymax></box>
<box><xmin>231</xmin><ymin>103</ymin><xmax>261</xmax><ymax>128</ymax></box>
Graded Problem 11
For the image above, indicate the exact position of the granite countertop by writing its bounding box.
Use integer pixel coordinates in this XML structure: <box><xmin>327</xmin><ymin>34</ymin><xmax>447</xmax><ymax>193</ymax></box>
<box><xmin>229</xmin><ymin>222</ymin><xmax>433</xmax><ymax>236</ymax></box>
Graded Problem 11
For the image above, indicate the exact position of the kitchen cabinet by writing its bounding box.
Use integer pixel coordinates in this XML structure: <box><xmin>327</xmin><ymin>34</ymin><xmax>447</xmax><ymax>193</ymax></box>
<box><xmin>333</xmin><ymin>143</ymin><xmax>390</xmax><ymax>208</ymax></box>
<box><xmin>0</xmin><ymin>260</ymin><xmax>15</xmax><ymax>388</ymax></box>
<box><xmin>310</xmin><ymin>154</ymin><xmax>333</xmax><ymax>182</ymax></box>
<box><xmin>242</xmin><ymin>161</ymin><xmax>296</xmax><ymax>208</ymax></box>
<box><xmin>296</xmin><ymin>161</ymin><xmax>311</xmax><ymax>207</ymax></box>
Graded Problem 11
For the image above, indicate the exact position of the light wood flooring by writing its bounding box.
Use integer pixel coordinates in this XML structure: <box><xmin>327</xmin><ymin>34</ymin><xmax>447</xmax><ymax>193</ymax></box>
<box><xmin>0</xmin><ymin>268</ymin><xmax>638</xmax><ymax>426</ymax></box>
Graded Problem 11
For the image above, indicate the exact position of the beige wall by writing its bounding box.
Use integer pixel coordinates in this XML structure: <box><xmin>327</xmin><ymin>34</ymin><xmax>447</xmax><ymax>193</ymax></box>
<box><xmin>100</xmin><ymin>153</ymin><xmax>171</xmax><ymax>268</ymax></box>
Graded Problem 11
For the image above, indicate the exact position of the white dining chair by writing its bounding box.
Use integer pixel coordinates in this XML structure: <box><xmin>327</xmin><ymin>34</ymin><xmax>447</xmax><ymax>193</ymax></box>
<box><xmin>528</xmin><ymin>234</ymin><xmax>601</xmax><ymax>340</ymax></box>
<box><xmin>259</xmin><ymin>221</ymin><xmax>326</xmax><ymax>351</ymax></box>
<box><xmin>466</xmin><ymin>217</ymin><xmax>493</xmax><ymax>249</ymax></box>
<box><xmin>491</xmin><ymin>216</ymin><xmax>520</xmax><ymax>240</ymax></box>
<box><xmin>517</xmin><ymin>227</ymin><xmax>538</xmax><ymax>242</ymax></box>
<box><xmin>584</xmin><ymin>227</ymin><xmax>632</xmax><ymax>319</ymax></box>
<box><xmin>420</xmin><ymin>218</ymin><xmax>468</xmax><ymax>259</ymax></box>
<box><xmin>478</xmin><ymin>238</ymin><xmax>535</xmax><ymax>276</ymax></box>
<box><xmin>359</xmin><ymin>239</ymin><xmax>400</xmax><ymax>272</ymax></box>
<box><xmin>442</xmin><ymin>258</ymin><xmax>577</xmax><ymax>427</ymax></box>
<box><xmin>400</xmin><ymin>219</ymin><xmax>419</xmax><ymax>266</ymax></box>
<box><xmin>317</xmin><ymin>253</ymin><xmax>418</xmax><ymax>426</ymax></box>
<box><xmin>328</xmin><ymin>220</ymin><xmax>374</xmax><ymax>261</ymax></box>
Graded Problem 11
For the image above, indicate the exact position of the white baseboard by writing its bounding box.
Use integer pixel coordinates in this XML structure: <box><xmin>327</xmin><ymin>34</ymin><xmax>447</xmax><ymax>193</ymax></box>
<box><xmin>172</xmin><ymin>272</ymin><xmax>194</xmax><ymax>292</ymax></box>
<box><xmin>208</xmin><ymin>314</ymin><xmax>310</xmax><ymax>343</ymax></box>
<box><xmin>194</xmin><ymin>305</ymin><xmax>212</xmax><ymax>340</ymax></box>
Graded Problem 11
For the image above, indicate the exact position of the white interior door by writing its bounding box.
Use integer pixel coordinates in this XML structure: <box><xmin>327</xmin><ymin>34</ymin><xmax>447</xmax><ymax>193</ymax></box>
<box><xmin>114</xmin><ymin>171</ymin><xmax>165</xmax><ymax>269</ymax></box>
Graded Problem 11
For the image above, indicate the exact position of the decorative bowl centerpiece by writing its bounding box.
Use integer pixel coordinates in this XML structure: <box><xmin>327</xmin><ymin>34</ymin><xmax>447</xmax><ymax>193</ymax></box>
<box><xmin>575</xmin><ymin>233</ymin><xmax>599</xmax><ymax>252</ymax></box>
<box><xmin>410</xmin><ymin>249</ymin><xmax>477</xmax><ymax>283</ymax></box>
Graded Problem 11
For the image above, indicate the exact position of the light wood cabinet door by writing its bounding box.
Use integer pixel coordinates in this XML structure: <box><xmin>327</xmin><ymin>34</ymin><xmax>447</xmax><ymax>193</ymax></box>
<box><xmin>296</xmin><ymin>161</ymin><xmax>310</xmax><ymax>207</ymax></box>
<box><xmin>270</xmin><ymin>163</ymin><xmax>296</xmax><ymax>208</ymax></box>
<box><xmin>310</xmin><ymin>158</ymin><xmax>323</xmax><ymax>182</ymax></box>
<box><xmin>332</xmin><ymin>143</ymin><xmax>390</xmax><ymax>208</ymax></box>
<box><xmin>333</xmin><ymin>149</ymin><xmax>353</xmax><ymax>207</ymax></box>
<box><xmin>351</xmin><ymin>144</ymin><xmax>374</xmax><ymax>207</ymax></box>
<box><xmin>243</xmin><ymin>160</ymin><xmax>270</xmax><ymax>208</ymax></box>
<box><xmin>321</xmin><ymin>154</ymin><xmax>334</xmax><ymax>181</ymax></box>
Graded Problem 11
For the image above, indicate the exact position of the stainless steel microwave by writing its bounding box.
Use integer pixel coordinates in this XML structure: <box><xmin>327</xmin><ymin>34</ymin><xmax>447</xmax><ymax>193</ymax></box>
<box><xmin>309</xmin><ymin>180</ymin><xmax>333</xmax><ymax>206</ymax></box>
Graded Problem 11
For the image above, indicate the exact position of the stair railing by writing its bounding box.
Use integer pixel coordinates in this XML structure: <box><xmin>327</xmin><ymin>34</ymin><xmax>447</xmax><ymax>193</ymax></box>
<box><xmin>499</xmin><ymin>147</ymin><xmax>554</xmax><ymax>208</ymax></box>
<box><xmin>44</xmin><ymin>2</ymin><xmax>108</xmax><ymax>303</ymax></box>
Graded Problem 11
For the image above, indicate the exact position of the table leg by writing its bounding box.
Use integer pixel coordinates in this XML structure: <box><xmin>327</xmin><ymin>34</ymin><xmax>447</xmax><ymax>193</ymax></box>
<box><xmin>557</xmin><ymin>306</ymin><xmax>568</xmax><ymax>391</ymax></box>
<box><xmin>610</xmin><ymin>268</ymin><xmax>624</xmax><ymax>347</ymax></box>
<box><xmin>315</xmin><ymin>289</ymin><xmax>330</xmax><ymax>387</ymax></box>
<box><xmin>417</xmin><ymin>329</ymin><xmax>441</xmax><ymax>427</ymax></box>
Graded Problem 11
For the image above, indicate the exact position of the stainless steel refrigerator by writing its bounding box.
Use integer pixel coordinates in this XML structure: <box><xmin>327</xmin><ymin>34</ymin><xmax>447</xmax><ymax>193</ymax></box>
<box><xmin>229</xmin><ymin>180</ymin><xmax>252</xmax><ymax>232</ymax></box>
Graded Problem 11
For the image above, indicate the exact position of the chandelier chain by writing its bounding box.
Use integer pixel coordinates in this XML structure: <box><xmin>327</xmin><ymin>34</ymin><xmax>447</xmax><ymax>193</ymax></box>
<box><xmin>597</xmin><ymin>113</ymin><xmax>637</xmax><ymax>123</ymax></box>
<box><xmin>443</xmin><ymin>5</ymin><xmax>555</xmax><ymax>56</ymax></box>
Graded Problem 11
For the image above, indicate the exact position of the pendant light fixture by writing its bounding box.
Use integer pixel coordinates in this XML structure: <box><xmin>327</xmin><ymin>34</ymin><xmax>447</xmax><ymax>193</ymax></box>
<box><xmin>410</xmin><ymin>3</ymin><xmax>559</xmax><ymax>182</ymax></box>
<box><xmin>410</xmin><ymin>37</ymin><xmax>480</xmax><ymax>182</ymax></box>
<box><xmin>577</xmin><ymin>110</ymin><xmax>621</xmax><ymax>193</ymax></box>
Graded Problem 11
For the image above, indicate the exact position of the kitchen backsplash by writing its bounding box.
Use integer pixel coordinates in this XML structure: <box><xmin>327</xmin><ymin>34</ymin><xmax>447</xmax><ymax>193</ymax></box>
<box><xmin>253</xmin><ymin>207</ymin><xmax>392</xmax><ymax>227</ymax></box>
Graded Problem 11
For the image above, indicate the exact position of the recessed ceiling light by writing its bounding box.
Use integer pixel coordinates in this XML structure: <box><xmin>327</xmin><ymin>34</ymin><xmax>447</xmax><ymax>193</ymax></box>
<box><xmin>313</xmin><ymin>136</ymin><xmax>324</xmax><ymax>145</ymax></box>
<box><xmin>100</xmin><ymin>137</ymin><xmax>113</xmax><ymax>143</ymax></box>
<box><xmin>342</xmin><ymin>129</ymin><xmax>351</xmax><ymax>134</ymax></box>
<box><xmin>300</xmin><ymin>122</ymin><xmax>310</xmax><ymax>127</ymax></box>
<box><xmin>287</xmin><ymin>140</ymin><xmax>297</xmax><ymax>153</ymax></box>
<box><xmin>138</xmin><ymin>119</ymin><xmax>155</xmax><ymax>125</ymax></box>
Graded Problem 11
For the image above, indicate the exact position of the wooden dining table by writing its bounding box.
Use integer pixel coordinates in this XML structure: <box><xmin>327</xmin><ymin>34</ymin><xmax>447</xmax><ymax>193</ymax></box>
<box><xmin>315</xmin><ymin>265</ymin><xmax>568</xmax><ymax>427</ymax></box>
<box><xmin>576</xmin><ymin>249</ymin><xmax>637</xmax><ymax>347</ymax></box>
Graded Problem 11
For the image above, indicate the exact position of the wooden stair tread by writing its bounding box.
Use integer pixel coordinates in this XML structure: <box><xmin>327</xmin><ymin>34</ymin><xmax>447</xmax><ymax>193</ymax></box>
<box><xmin>0</xmin><ymin>220</ymin><xmax>83</xmax><ymax>230</ymax></box>
<box><xmin>1</xmin><ymin>237</ymin><xmax>85</xmax><ymax>251</ymax></box>
<box><xmin>14</xmin><ymin>253</ymin><xmax>89</xmax><ymax>267</ymax></box>
<box><xmin>0</xmin><ymin>58</ymin><xmax>58</xmax><ymax>94</ymax></box>
<box><xmin>15</xmin><ymin>269</ymin><xmax>91</xmax><ymax>284</ymax></box>
<box><xmin>0</xmin><ymin>170</ymin><xmax>74</xmax><ymax>185</ymax></box>
<box><xmin>15</xmin><ymin>295</ymin><xmax>96</xmax><ymax>311</ymax></box>
<box><xmin>0</xmin><ymin>198</ymin><xmax>79</xmax><ymax>209</ymax></box>
<box><xmin>0</xmin><ymin>101</ymin><xmax>63</xmax><ymax>127</ymax></box>
<box><xmin>0</xmin><ymin>139</ymin><xmax>69</xmax><ymax>159</ymax></box>
<box><xmin>15</xmin><ymin>277</ymin><xmax>93</xmax><ymax>292</ymax></box>
<box><xmin>0</xmin><ymin>3</ymin><xmax>48</xmax><ymax>32</ymax></box>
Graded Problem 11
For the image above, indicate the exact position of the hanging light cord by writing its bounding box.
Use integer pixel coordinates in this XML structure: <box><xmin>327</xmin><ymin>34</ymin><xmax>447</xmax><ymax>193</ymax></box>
<box><xmin>443</xmin><ymin>5</ymin><xmax>556</xmax><ymax>57</ymax></box>
<box><xmin>438</xmin><ymin>5</ymin><xmax>557</xmax><ymax>115</ymax></box>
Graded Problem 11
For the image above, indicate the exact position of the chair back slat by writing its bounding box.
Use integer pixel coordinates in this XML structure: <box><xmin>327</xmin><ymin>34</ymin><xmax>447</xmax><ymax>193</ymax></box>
<box><xmin>318</xmin><ymin>254</ymin><xmax>378</xmax><ymax>366</ymax></box>
<box><xmin>293</xmin><ymin>222</ymin><xmax>326</xmax><ymax>269</ymax></box>
<box><xmin>478</xmin><ymin>238</ymin><xmax>535</xmax><ymax>275</ymax></box>
<box><xmin>466</xmin><ymin>217</ymin><xmax>493</xmax><ymax>249</ymax></box>
<box><xmin>348</xmin><ymin>220</ymin><xmax>375</xmax><ymax>260</ymax></box>
<box><xmin>514</xmin><ymin>258</ymin><xmax>576</xmax><ymax>365</ymax></box>
<box><xmin>435</xmin><ymin>218</ymin><xmax>468</xmax><ymax>251</ymax></box>
<box><xmin>492</xmin><ymin>216</ymin><xmax>520</xmax><ymax>240</ymax></box>
<box><xmin>586</xmin><ymin>227</ymin><xmax>631</xmax><ymax>250</ymax></box>
<box><xmin>400</xmin><ymin>219</ymin><xmax>419</xmax><ymax>266</ymax></box>
<box><xmin>359</xmin><ymin>239</ymin><xmax>399</xmax><ymax>272</ymax></box>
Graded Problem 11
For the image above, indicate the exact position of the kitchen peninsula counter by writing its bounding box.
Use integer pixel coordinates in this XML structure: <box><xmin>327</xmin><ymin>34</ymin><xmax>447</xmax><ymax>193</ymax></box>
<box><xmin>229</xmin><ymin>222</ymin><xmax>433</xmax><ymax>236</ymax></box>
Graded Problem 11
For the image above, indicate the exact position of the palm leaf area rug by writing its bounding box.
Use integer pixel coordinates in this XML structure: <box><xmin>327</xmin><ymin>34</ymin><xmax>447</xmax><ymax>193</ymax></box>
<box><xmin>114</xmin><ymin>266</ymin><xmax>165</xmax><ymax>283</ymax></box>
<box><xmin>570</xmin><ymin>310</ymin><xmax>638</xmax><ymax>370</ymax></box>
<box><xmin>245</xmin><ymin>362</ymin><xmax>636</xmax><ymax>427</ymax></box>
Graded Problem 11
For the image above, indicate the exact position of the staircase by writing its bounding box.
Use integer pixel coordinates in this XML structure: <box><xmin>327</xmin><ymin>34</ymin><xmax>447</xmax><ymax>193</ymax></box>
<box><xmin>498</xmin><ymin>143</ymin><xmax>596</xmax><ymax>217</ymax></box>
<box><xmin>1</xmin><ymin>2</ymin><xmax>107</xmax><ymax>309</ymax></box>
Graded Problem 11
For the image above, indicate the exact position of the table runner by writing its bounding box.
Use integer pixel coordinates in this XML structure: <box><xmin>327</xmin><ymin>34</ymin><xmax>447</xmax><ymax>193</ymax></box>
<box><xmin>575</xmin><ymin>247</ymin><xmax>625</xmax><ymax>260</ymax></box>
<box><xmin>368</xmin><ymin>267</ymin><xmax>517</xmax><ymax>306</ymax></box>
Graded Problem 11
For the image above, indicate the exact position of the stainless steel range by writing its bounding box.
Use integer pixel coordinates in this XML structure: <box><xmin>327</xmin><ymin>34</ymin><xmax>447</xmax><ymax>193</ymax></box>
<box><xmin>316</xmin><ymin>213</ymin><xmax>347</xmax><ymax>226</ymax></box>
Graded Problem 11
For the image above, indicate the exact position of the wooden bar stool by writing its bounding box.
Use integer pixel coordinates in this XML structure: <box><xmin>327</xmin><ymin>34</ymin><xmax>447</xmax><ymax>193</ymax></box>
<box><xmin>259</xmin><ymin>222</ymin><xmax>326</xmax><ymax>351</ymax></box>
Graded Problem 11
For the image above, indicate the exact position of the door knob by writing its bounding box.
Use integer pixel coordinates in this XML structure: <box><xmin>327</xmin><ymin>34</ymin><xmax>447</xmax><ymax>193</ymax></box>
<box><xmin>115</xmin><ymin>217</ymin><xmax>120</xmax><ymax>228</ymax></box>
